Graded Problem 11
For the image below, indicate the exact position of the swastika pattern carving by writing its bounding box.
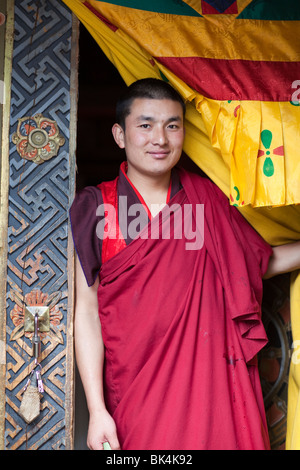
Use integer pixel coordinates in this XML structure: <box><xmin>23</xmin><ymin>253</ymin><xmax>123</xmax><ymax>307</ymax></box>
<box><xmin>5</xmin><ymin>0</ymin><xmax>74</xmax><ymax>450</ymax></box>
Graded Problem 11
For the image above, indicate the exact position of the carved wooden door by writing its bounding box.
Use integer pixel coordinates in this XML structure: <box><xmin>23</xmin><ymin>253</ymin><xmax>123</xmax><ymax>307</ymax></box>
<box><xmin>0</xmin><ymin>0</ymin><xmax>78</xmax><ymax>450</ymax></box>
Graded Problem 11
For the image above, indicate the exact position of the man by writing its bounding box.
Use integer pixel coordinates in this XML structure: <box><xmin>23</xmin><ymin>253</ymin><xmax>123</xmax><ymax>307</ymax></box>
<box><xmin>70</xmin><ymin>78</ymin><xmax>300</xmax><ymax>450</ymax></box>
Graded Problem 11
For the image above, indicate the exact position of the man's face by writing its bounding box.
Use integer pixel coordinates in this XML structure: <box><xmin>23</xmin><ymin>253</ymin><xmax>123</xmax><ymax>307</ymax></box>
<box><xmin>112</xmin><ymin>98</ymin><xmax>185</xmax><ymax>181</ymax></box>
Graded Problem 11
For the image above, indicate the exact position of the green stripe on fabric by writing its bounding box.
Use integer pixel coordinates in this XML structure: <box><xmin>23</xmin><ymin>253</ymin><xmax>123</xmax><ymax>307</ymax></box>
<box><xmin>96</xmin><ymin>0</ymin><xmax>202</xmax><ymax>16</ymax></box>
<box><xmin>237</xmin><ymin>0</ymin><xmax>300</xmax><ymax>20</ymax></box>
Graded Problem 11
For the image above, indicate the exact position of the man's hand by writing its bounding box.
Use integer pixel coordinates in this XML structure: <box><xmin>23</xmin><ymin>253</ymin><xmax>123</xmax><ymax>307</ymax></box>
<box><xmin>87</xmin><ymin>409</ymin><xmax>121</xmax><ymax>450</ymax></box>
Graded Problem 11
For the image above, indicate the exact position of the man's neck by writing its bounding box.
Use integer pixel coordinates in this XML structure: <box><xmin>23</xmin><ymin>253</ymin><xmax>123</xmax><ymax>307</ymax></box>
<box><xmin>126</xmin><ymin>169</ymin><xmax>172</xmax><ymax>217</ymax></box>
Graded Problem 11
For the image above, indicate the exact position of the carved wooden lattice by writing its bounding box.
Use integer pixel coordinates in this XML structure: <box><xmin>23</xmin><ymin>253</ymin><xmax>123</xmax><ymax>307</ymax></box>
<box><xmin>4</xmin><ymin>0</ymin><xmax>76</xmax><ymax>450</ymax></box>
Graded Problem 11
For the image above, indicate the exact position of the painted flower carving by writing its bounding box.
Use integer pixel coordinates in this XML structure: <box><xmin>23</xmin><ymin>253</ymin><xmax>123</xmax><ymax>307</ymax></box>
<box><xmin>0</xmin><ymin>12</ymin><xmax>5</xmax><ymax>26</ymax></box>
<box><xmin>10</xmin><ymin>289</ymin><xmax>63</xmax><ymax>342</ymax></box>
<box><xmin>12</xmin><ymin>113</ymin><xmax>65</xmax><ymax>164</ymax></box>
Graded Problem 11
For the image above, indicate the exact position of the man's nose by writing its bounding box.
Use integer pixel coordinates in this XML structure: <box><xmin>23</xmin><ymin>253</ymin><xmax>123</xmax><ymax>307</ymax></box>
<box><xmin>152</xmin><ymin>126</ymin><xmax>168</xmax><ymax>145</ymax></box>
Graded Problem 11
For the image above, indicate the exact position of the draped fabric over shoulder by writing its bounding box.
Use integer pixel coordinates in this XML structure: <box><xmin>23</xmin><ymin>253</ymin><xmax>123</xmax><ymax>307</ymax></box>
<box><xmin>90</xmin><ymin>169</ymin><xmax>272</xmax><ymax>450</ymax></box>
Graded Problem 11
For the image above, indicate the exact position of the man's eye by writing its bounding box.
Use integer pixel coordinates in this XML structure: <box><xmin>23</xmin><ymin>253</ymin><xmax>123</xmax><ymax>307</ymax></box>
<box><xmin>140</xmin><ymin>124</ymin><xmax>150</xmax><ymax>129</ymax></box>
<box><xmin>168</xmin><ymin>124</ymin><xmax>178</xmax><ymax>129</ymax></box>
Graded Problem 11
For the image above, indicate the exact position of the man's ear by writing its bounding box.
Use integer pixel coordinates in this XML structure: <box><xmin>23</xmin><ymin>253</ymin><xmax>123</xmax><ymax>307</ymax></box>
<box><xmin>112</xmin><ymin>123</ymin><xmax>125</xmax><ymax>149</ymax></box>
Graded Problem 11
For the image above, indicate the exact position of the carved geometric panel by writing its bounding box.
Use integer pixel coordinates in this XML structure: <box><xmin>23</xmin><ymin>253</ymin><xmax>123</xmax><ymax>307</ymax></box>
<box><xmin>4</xmin><ymin>0</ymin><xmax>76</xmax><ymax>449</ymax></box>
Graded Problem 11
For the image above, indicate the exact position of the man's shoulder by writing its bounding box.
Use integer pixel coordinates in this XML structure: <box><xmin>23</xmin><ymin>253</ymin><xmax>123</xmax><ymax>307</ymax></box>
<box><xmin>70</xmin><ymin>185</ymin><xmax>104</xmax><ymax>216</ymax></box>
<box><xmin>76</xmin><ymin>184</ymin><xmax>102</xmax><ymax>195</ymax></box>
<box><xmin>179</xmin><ymin>167</ymin><xmax>231</xmax><ymax>211</ymax></box>
<box><xmin>180</xmin><ymin>168</ymin><xmax>223</xmax><ymax>194</ymax></box>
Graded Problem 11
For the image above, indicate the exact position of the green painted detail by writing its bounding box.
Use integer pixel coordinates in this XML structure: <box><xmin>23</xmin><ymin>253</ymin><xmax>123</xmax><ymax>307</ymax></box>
<box><xmin>237</xmin><ymin>0</ymin><xmax>300</xmax><ymax>20</ymax></box>
<box><xmin>96</xmin><ymin>0</ymin><xmax>202</xmax><ymax>16</ymax></box>
<box><xmin>261</xmin><ymin>129</ymin><xmax>272</xmax><ymax>149</ymax></box>
<box><xmin>263</xmin><ymin>157</ymin><xmax>274</xmax><ymax>177</ymax></box>
<box><xmin>260</xmin><ymin>129</ymin><xmax>275</xmax><ymax>177</ymax></box>
<box><xmin>233</xmin><ymin>186</ymin><xmax>240</xmax><ymax>201</ymax></box>
<box><xmin>159</xmin><ymin>70</ymin><xmax>169</xmax><ymax>82</ymax></box>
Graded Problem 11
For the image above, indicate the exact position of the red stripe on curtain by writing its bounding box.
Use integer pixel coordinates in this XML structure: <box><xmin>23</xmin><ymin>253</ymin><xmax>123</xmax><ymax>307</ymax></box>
<box><xmin>84</xmin><ymin>1</ymin><xmax>118</xmax><ymax>31</ymax></box>
<box><xmin>156</xmin><ymin>56</ymin><xmax>300</xmax><ymax>101</ymax></box>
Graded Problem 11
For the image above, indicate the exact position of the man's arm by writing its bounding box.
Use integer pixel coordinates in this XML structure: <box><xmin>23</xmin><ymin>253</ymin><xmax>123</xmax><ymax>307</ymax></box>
<box><xmin>75</xmin><ymin>255</ymin><xmax>120</xmax><ymax>450</ymax></box>
<box><xmin>263</xmin><ymin>240</ymin><xmax>300</xmax><ymax>279</ymax></box>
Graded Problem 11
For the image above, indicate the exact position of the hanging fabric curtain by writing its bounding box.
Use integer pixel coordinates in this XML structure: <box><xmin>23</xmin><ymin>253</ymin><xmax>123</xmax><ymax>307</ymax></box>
<box><xmin>64</xmin><ymin>0</ymin><xmax>300</xmax><ymax>210</ymax></box>
<box><xmin>63</xmin><ymin>0</ymin><xmax>300</xmax><ymax>449</ymax></box>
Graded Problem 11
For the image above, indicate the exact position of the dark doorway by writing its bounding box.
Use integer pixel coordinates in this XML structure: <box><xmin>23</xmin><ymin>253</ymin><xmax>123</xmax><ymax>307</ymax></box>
<box><xmin>74</xmin><ymin>23</ymin><xmax>125</xmax><ymax>450</ymax></box>
<box><xmin>75</xmin><ymin>23</ymin><xmax>125</xmax><ymax>191</ymax></box>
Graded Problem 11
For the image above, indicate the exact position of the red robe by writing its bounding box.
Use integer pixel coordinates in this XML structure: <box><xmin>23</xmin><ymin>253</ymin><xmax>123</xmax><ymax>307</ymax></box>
<box><xmin>71</xmin><ymin>165</ymin><xmax>272</xmax><ymax>450</ymax></box>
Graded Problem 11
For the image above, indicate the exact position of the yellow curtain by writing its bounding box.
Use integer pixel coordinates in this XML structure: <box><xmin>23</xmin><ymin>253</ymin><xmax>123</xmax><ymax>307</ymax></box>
<box><xmin>63</xmin><ymin>0</ymin><xmax>300</xmax><ymax>448</ymax></box>
<box><xmin>66</xmin><ymin>0</ymin><xmax>300</xmax><ymax>210</ymax></box>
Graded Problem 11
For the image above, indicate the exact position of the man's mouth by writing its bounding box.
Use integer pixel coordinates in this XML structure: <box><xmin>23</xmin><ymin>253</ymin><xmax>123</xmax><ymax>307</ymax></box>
<box><xmin>148</xmin><ymin>150</ymin><xmax>170</xmax><ymax>159</ymax></box>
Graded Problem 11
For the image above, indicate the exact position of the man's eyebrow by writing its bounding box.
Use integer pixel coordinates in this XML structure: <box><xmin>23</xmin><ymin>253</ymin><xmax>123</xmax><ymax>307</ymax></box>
<box><xmin>136</xmin><ymin>115</ymin><xmax>154</xmax><ymax>122</ymax></box>
<box><xmin>136</xmin><ymin>115</ymin><xmax>182</xmax><ymax>123</ymax></box>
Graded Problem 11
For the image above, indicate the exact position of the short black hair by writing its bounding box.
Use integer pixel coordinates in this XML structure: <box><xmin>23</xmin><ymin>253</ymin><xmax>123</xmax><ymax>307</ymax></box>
<box><xmin>116</xmin><ymin>78</ymin><xmax>186</xmax><ymax>129</ymax></box>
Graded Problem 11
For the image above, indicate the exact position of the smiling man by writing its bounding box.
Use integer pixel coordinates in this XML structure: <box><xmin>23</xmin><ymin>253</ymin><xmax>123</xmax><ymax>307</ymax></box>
<box><xmin>113</xmin><ymin>97</ymin><xmax>184</xmax><ymax>176</ymax></box>
<box><xmin>70</xmin><ymin>78</ymin><xmax>300</xmax><ymax>451</ymax></box>
<box><xmin>111</xmin><ymin>83</ymin><xmax>186</xmax><ymax>218</ymax></box>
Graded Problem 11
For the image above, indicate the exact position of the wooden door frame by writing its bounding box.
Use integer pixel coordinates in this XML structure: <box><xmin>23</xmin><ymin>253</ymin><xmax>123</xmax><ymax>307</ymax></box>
<box><xmin>0</xmin><ymin>0</ymin><xmax>14</xmax><ymax>450</ymax></box>
<box><xmin>0</xmin><ymin>1</ymin><xmax>79</xmax><ymax>449</ymax></box>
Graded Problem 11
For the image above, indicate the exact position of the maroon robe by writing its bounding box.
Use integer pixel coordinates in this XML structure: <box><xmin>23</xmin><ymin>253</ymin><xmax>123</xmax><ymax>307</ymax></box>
<box><xmin>70</xmin><ymin>163</ymin><xmax>272</xmax><ymax>450</ymax></box>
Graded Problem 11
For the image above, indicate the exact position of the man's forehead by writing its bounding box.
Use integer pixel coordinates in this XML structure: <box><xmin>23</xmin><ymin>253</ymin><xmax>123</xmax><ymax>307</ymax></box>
<box><xmin>128</xmin><ymin>97</ymin><xmax>184</xmax><ymax>119</ymax></box>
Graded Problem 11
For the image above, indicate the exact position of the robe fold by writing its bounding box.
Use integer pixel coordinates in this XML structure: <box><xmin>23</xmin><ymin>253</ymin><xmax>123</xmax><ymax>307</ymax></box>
<box><xmin>70</xmin><ymin>165</ymin><xmax>272</xmax><ymax>450</ymax></box>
